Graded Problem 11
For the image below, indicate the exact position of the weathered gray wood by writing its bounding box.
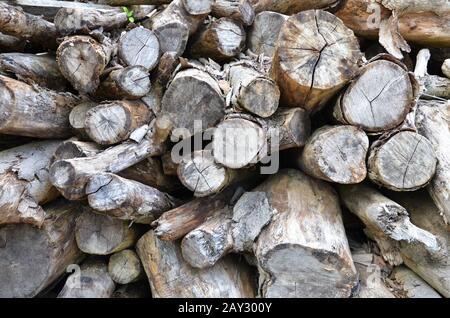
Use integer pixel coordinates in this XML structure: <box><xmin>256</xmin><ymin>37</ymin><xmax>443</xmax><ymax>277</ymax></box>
<box><xmin>250</xmin><ymin>0</ymin><xmax>340</xmax><ymax>14</ymax></box>
<box><xmin>85</xmin><ymin>100</ymin><xmax>153</xmax><ymax>145</ymax></box>
<box><xmin>443</xmin><ymin>59</ymin><xmax>450</xmax><ymax>79</ymax></box>
<box><xmin>53</xmin><ymin>140</ymin><xmax>103</xmax><ymax>163</ymax></box>
<box><xmin>96</xmin><ymin>66</ymin><xmax>151</xmax><ymax>100</ymax></box>
<box><xmin>415</xmin><ymin>100</ymin><xmax>450</xmax><ymax>222</ymax></box>
<box><xmin>161</xmin><ymin>68</ymin><xmax>225</xmax><ymax>136</ymax></box>
<box><xmin>390</xmin><ymin>267</ymin><xmax>442</xmax><ymax>298</ymax></box>
<box><xmin>136</xmin><ymin>230</ymin><xmax>256</xmax><ymax>297</ymax></box>
<box><xmin>211</xmin><ymin>0</ymin><xmax>255</xmax><ymax>26</ymax></box>
<box><xmin>58</xmin><ymin>257</ymin><xmax>115</xmax><ymax>298</ymax></box>
<box><xmin>339</xmin><ymin>184</ymin><xmax>444</xmax><ymax>266</ymax></box>
<box><xmin>298</xmin><ymin>125</ymin><xmax>369</xmax><ymax>184</ymax></box>
<box><xmin>69</xmin><ymin>102</ymin><xmax>97</xmax><ymax>138</ymax></box>
<box><xmin>0</xmin><ymin>32</ymin><xmax>24</xmax><ymax>52</ymax></box>
<box><xmin>368</xmin><ymin>130</ymin><xmax>437</xmax><ymax>191</ymax></box>
<box><xmin>228</xmin><ymin>63</ymin><xmax>279</xmax><ymax>118</ymax></box>
<box><xmin>108</xmin><ymin>250</ymin><xmax>144</xmax><ymax>285</ymax></box>
<box><xmin>0</xmin><ymin>199</ymin><xmax>84</xmax><ymax>298</ymax></box>
<box><xmin>0</xmin><ymin>140</ymin><xmax>61</xmax><ymax>226</ymax></box>
<box><xmin>270</xmin><ymin>9</ymin><xmax>362</xmax><ymax>111</ymax></box>
<box><xmin>334</xmin><ymin>56</ymin><xmax>418</xmax><ymax>133</ymax></box>
<box><xmin>86</xmin><ymin>172</ymin><xmax>179</xmax><ymax>224</ymax></box>
<box><xmin>188</xmin><ymin>17</ymin><xmax>246</xmax><ymax>61</ymax></box>
<box><xmin>118</xmin><ymin>27</ymin><xmax>160</xmax><ymax>71</ymax></box>
<box><xmin>56</xmin><ymin>35</ymin><xmax>114</xmax><ymax>94</ymax></box>
<box><xmin>0</xmin><ymin>75</ymin><xmax>79</xmax><ymax>138</ymax></box>
<box><xmin>254</xmin><ymin>169</ymin><xmax>357</xmax><ymax>298</ymax></box>
<box><xmin>247</xmin><ymin>11</ymin><xmax>287</xmax><ymax>58</ymax></box>
<box><xmin>0</xmin><ymin>53</ymin><xmax>67</xmax><ymax>91</ymax></box>
<box><xmin>75</xmin><ymin>210</ymin><xmax>140</xmax><ymax>255</ymax></box>
<box><xmin>50</xmin><ymin>118</ymin><xmax>170</xmax><ymax>200</ymax></box>
<box><xmin>414</xmin><ymin>49</ymin><xmax>450</xmax><ymax>99</ymax></box>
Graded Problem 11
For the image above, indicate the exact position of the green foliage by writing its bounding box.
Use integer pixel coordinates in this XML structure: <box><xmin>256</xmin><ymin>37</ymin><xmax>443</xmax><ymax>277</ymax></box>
<box><xmin>122</xmin><ymin>6</ymin><xmax>135</xmax><ymax>23</ymax></box>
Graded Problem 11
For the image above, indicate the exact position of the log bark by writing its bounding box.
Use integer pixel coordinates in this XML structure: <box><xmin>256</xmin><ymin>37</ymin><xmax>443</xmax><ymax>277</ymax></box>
<box><xmin>188</xmin><ymin>17</ymin><xmax>246</xmax><ymax>62</ymax></box>
<box><xmin>108</xmin><ymin>249</ymin><xmax>144</xmax><ymax>284</ymax></box>
<box><xmin>0</xmin><ymin>140</ymin><xmax>61</xmax><ymax>226</ymax></box>
<box><xmin>0</xmin><ymin>199</ymin><xmax>83</xmax><ymax>298</ymax></box>
<box><xmin>86</xmin><ymin>172</ymin><xmax>179</xmax><ymax>224</ymax></box>
<box><xmin>270</xmin><ymin>9</ymin><xmax>362</xmax><ymax>111</ymax></box>
<box><xmin>161</xmin><ymin>68</ymin><xmax>225</xmax><ymax>136</ymax></box>
<box><xmin>333</xmin><ymin>55</ymin><xmax>418</xmax><ymax>133</ymax></box>
<box><xmin>136</xmin><ymin>230</ymin><xmax>256</xmax><ymax>297</ymax></box>
<box><xmin>367</xmin><ymin>130</ymin><xmax>437</xmax><ymax>191</ymax></box>
<box><xmin>0</xmin><ymin>53</ymin><xmax>67</xmax><ymax>91</ymax></box>
<box><xmin>247</xmin><ymin>11</ymin><xmax>287</xmax><ymax>58</ymax></box>
<box><xmin>0</xmin><ymin>32</ymin><xmax>25</xmax><ymax>53</ymax></box>
<box><xmin>118</xmin><ymin>27</ymin><xmax>160</xmax><ymax>71</ymax></box>
<box><xmin>390</xmin><ymin>266</ymin><xmax>442</xmax><ymax>298</ymax></box>
<box><xmin>53</xmin><ymin>140</ymin><xmax>103</xmax><ymax>163</ymax></box>
<box><xmin>56</xmin><ymin>35</ymin><xmax>114</xmax><ymax>94</ymax></box>
<box><xmin>228</xmin><ymin>63</ymin><xmax>280</xmax><ymax>118</ymax></box>
<box><xmin>50</xmin><ymin>118</ymin><xmax>170</xmax><ymax>200</ymax></box>
<box><xmin>389</xmin><ymin>191</ymin><xmax>450</xmax><ymax>297</ymax></box>
<box><xmin>0</xmin><ymin>75</ymin><xmax>79</xmax><ymax>138</ymax></box>
<box><xmin>250</xmin><ymin>0</ymin><xmax>340</xmax><ymax>15</ymax></box>
<box><xmin>254</xmin><ymin>169</ymin><xmax>357</xmax><ymax>298</ymax></box>
<box><xmin>180</xmin><ymin>207</ymin><xmax>233</xmax><ymax>268</ymax></box>
<box><xmin>0</xmin><ymin>2</ymin><xmax>57</xmax><ymax>48</ymax></box>
<box><xmin>58</xmin><ymin>257</ymin><xmax>115</xmax><ymax>298</ymax></box>
<box><xmin>95</xmin><ymin>66</ymin><xmax>151</xmax><ymax>100</ymax></box>
<box><xmin>338</xmin><ymin>184</ymin><xmax>444</xmax><ymax>266</ymax></box>
<box><xmin>297</xmin><ymin>125</ymin><xmax>369</xmax><ymax>184</ymax></box>
<box><xmin>415</xmin><ymin>100</ymin><xmax>450</xmax><ymax>222</ymax></box>
<box><xmin>75</xmin><ymin>210</ymin><xmax>140</xmax><ymax>255</ymax></box>
<box><xmin>211</xmin><ymin>0</ymin><xmax>255</xmax><ymax>26</ymax></box>
<box><xmin>85</xmin><ymin>100</ymin><xmax>153</xmax><ymax>145</ymax></box>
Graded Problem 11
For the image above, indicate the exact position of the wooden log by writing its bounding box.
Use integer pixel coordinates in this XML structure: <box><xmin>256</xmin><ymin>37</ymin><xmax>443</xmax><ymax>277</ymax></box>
<box><xmin>181</xmin><ymin>207</ymin><xmax>233</xmax><ymax>268</ymax></box>
<box><xmin>0</xmin><ymin>199</ymin><xmax>83</xmax><ymax>298</ymax></box>
<box><xmin>69</xmin><ymin>102</ymin><xmax>97</xmax><ymax>138</ymax></box>
<box><xmin>0</xmin><ymin>75</ymin><xmax>79</xmax><ymax>138</ymax></box>
<box><xmin>254</xmin><ymin>169</ymin><xmax>357</xmax><ymax>298</ymax></box>
<box><xmin>270</xmin><ymin>9</ymin><xmax>362</xmax><ymax>111</ymax></box>
<box><xmin>388</xmin><ymin>191</ymin><xmax>450</xmax><ymax>297</ymax></box>
<box><xmin>335</xmin><ymin>0</ymin><xmax>450</xmax><ymax>47</ymax></box>
<box><xmin>75</xmin><ymin>210</ymin><xmax>140</xmax><ymax>255</ymax></box>
<box><xmin>390</xmin><ymin>266</ymin><xmax>442</xmax><ymax>298</ymax></box>
<box><xmin>86</xmin><ymin>173</ymin><xmax>179</xmax><ymax>224</ymax></box>
<box><xmin>0</xmin><ymin>32</ymin><xmax>25</xmax><ymax>53</ymax></box>
<box><xmin>443</xmin><ymin>59</ymin><xmax>450</xmax><ymax>79</ymax></box>
<box><xmin>333</xmin><ymin>55</ymin><xmax>418</xmax><ymax>133</ymax></box>
<box><xmin>152</xmin><ymin>186</ymin><xmax>240</xmax><ymax>240</ymax></box>
<box><xmin>228</xmin><ymin>63</ymin><xmax>280</xmax><ymax>118</ymax></box>
<box><xmin>148</xmin><ymin>0</ymin><xmax>209</xmax><ymax>57</ymax></box>
<box><xmin>85</xmin><ymin>100</ymin><xmax>153</xmax><ymax>145</ymax></box>
<box><xmin>188</xmin><ymin>17</ymin><xmax>246</xmax><ymax>62</ymax></box>
<box><xmin>161</xmin><ymin>68</ymin><xmax>225</xmax><ymax>136</ymax></box>
<box><xmin>136</xmin><ymin>230</ymin><xmax>256</xmax><ymax>297</ymax></box>
<box><xmin>0</xmin><ymin>2</ymin><xmax>57</xmax><ymax>48</ymax></box>
<box><xmin>95</xmin><ymin>66</ymin><xmax>151</xmax><ymax>100</ymax></box>
<box><xmin>53</xmin><ymin>140</ymin><xmax>103</xmax><ymax>162</ymax></box>
<box><xmin>247</xmin><ymin>11</ymin><xmax>287</xmax><ymax>58</ymax></box>
<box><xmin>118</xmin><ymin>27</ymin><xmax>160</xmax><ymax>71</ymax></box>
<box><xmin>108</xmin><ymin>249</ymin><xmax>144</xmax><ymax>284</ymax></box>
<box><xmin>0</xmin><ymin>140</ymin><xmax>61</xmax><ymax>226</ymax></box>
<box><xmin>56</xmin><ymin>35</ymin><xmax>114</xmax><ymax>94</ymax></box>
<box><xmin>338</xmin><ymin>184</ymin><xmax>444</xmax><ymax>266</ymax></box>
<box><xmin>415</xmin><ymin>100</ymin><xmax>450</xmax><ymax>222</ymax></box>
<box><xmin>0</xmin><ymin>53</ymin><xmax>67</xmax><ymax>91</ymax></box>
<box><xmin>414</xmin><ymin>49</ymin><xmax>450</xmax><ymax>100</ymax></box>
<box><xmin>297</xmin><ymin>125</ymin><xmax>368</xmax><ymax>184</ymax></box>
<box><xmin>49</xmin><ymin>118</ymin><xmax>170</xmax><ymax>200</ymax></box>
<box><xmin>250</xmin><ymin>0</ymin><xmax>340</xmax><ymax>15</ymax></box>
<box><xmin>211</xmin><ymin>0</ymin><xmax>255</xmax><ymax>26</ymax></box>
<box><xmin>367</xmin><ymin>130</ymin><xmax>437</xmax><ymax>191</ymax></box>
<box><xmin>58</xmin><ymin>257</ymin><xmax>115</xmax><ymax>298</ymax></box>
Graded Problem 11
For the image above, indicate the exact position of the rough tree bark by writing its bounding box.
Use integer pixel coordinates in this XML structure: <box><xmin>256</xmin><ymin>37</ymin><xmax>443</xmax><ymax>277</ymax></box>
<box><xmin>297</xmin><ymin>125</ymin><xmax>369</xmax><ymax>184</ymax></box>
<box><xmin>0</xmin><ymin>199</ymin><xmax>84</xmax><ymax>298</ymax></box>
<box><xmin>136</xmin><ymin>230</ymin><xmax>256</xmax><ymax>297</ymax></box>
<box><xmin>254</xmin><ymin>169</ymin><xmax>357</xmax><ymax>298</ymax></box>
<box><xmin>0</xmin><ymin>33</ymin><xmax>25</xmax><ymax>53</ymax></box>
<box><xmin>270</xmin><ymin>9</ymin><xmax>362</xmax><ymax>111</ymax></box>
<box><xmin>367</xmin><ymin>130</ymin><xmax>437</xmax><ymax>191</ymax></box>
<box><xmin>211</xmin><ymin>0</ymin><xmax>255</xmax><ymax>26</ymax></box>
<box><xmin>108</xmin><ymin>249</ymin><xmax>144</xmax><ymax>284</ymax></box>
<box><xmin>0</xmin><ymin>75</ymin><xmax>79</xmax><ymax>138</ymax></box>
<box><xmin>118</xmin><ymin>27</ymin><xmax>160</xmax><ymax>71</ymax></box>
<box><xmin>250</xmin><ymin>0</ymin><xmax>340</xmax><ymax>15</ymax></box>
<box><xmin>0</xmin><ymin>140</ymin><xmax>61</xmax><ymax>226</ymax></box>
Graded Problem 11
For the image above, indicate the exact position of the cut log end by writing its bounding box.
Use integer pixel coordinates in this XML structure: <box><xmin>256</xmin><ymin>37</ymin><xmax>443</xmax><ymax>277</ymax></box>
<box><xmin>118</xmin><ymin>27</ymin><xmax>160</xmax><ymax>71</ymax></box>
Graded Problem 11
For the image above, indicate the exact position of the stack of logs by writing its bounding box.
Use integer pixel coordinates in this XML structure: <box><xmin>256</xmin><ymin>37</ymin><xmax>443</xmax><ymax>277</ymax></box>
<box><xmin>0</xmin><ymin>0</ymin><xmax>449</xmax><ymax>298</ymax></box>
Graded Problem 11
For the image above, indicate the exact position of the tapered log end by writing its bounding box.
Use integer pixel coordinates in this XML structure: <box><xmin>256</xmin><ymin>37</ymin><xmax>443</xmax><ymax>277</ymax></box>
<box><xmin>86</xmin><ymin>173</ymin><xmax>127</xmax><ymax>211</ymax></box>
<box><xmin>50</xmin><ymin>160</ymin><xmax>76</xmax><ymax>189</ymax></box>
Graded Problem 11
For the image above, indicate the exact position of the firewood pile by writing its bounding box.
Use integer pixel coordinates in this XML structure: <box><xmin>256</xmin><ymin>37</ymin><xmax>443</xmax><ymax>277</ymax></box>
<box><xmin>0</xmin><ymin>0</ymin><xmax>449</xmax><ymax>298</ymax></box>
